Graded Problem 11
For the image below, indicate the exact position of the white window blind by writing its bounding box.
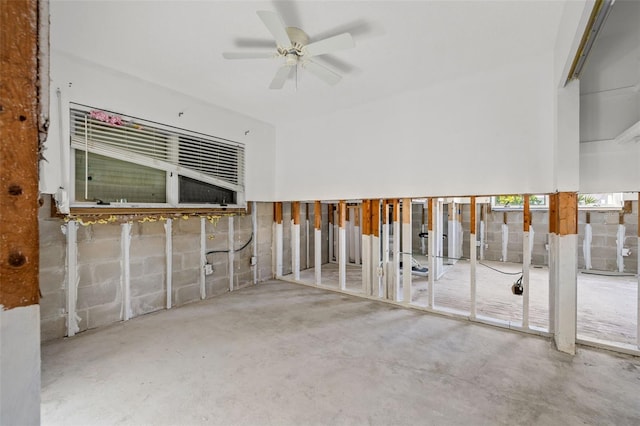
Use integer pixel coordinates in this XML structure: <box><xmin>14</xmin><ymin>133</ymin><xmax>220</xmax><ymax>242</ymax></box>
<box><xmin>70</xmin><ymin>107</ymin><xmax>245</xmax><ymax>193</ymax></box>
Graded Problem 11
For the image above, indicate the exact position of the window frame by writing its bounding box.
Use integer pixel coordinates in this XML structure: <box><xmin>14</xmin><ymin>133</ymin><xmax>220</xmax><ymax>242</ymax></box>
<box><xmin>68</xmin><ymin>104</ymin><xmax>245</xmax><ymax>210</ymax></box>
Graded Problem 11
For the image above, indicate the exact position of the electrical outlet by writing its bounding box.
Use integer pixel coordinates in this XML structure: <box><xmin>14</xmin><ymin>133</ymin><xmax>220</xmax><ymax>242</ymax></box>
<box><xmin>250</xmin><ymin>256</ymin><xmax>257</xmax><ymax>266</ymax></box>
<box><xmin>204</xmin><ymin>264</ymin><xmax>214</xmax><ymax>275</ymax></box>
<box><xmin>376</xmin><ymin>266</ymin><xmax>383</xmax><ymax>277</ymax></box>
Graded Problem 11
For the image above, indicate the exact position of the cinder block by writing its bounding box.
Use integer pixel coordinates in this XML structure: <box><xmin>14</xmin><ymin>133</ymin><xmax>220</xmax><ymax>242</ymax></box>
<box><xmin>130</xmin><ymin>273</ymin><xmax>164</xmax><ymax>297</ymax></box>
<box><xmin>139</xmin><ymin>221</ymin><xmax>165</xmax><ymax>236</ymax></box>
<box><xmin>181</xmin><ymin>253</ymin><xmax>200</xmax><ymax>270</ymax></box>
<box><xmin>206</xmin><ymin>276</ymin><xmax>229</xmax><ymax>297</ymax></box>
<box><xmin>76</xmin><ymin>224</ymin><xmax>93</xmax><ymax>242</ymax></box>
<box><xmin>77</xmin><ymin>280</ymin><xmax>120</xmax><ymax>309</ymax></box>
<box><xmin>172</xmin><ymin>235</ymin><xmax>199</xmax><ymax>253</ymax></box>
<box><xmin>175</xmin><ymin>283</ymin><xmax>200</xmax><ymax>306</ymax></box>
<box><xmin>40</xmin><ymin>316</ymin><xmax>66</xmax><ymax>342</ymax></box>
<box><xmin>40</xmin><ymin>245</ymin><xmax>65</xmax><ymax>269</ymax></box>
<box><xmin>77</xmin><ymin>308</ymin><xmax>89</xmax><ymax>333</ymax></box>
<box><xmin>90</xmin><ymin>223</ymin><xmax>122</xmax><ymax>240</ymax></box>
<box><xmin>87</xmin><ymin>301</ymin><xmax>122</xmax><ymax>329</ymax></box>
<box><xmin>40</xmin><ymin>290</ymin><xmax>65</xmax><ymax>320</ymax></box>
<box><xmin>130</xmin><ymin>235</ymin><xmax>164</xmax><ymax>259</ymax></box>
<box><xmin>143</xmin><ymin>255</ymin><xmax>167</xmax><ymax>275</ymax></box>
<box><xmin>176</xmin><ymin>217</ymin><xmax>201</xmax><ymax>234</ymax></box>
<box><xmin>40</xmin><ymin>219</ymin><xmax>66</xmax><ymax>246</ymax></box>
<box><xmin>77</xmin><ymin>239</ymin><xmax>121</xmax><ymax>264</ymax></box>
<box><xmin>94</xmin><ymin>261</ymin><xmax>121</xmax><ymax>284</ymax></box>
<box><xmin>173</xmin><ymin>269</ymin><xmax>199</xmax><ymax>288</ymax></box>
<box><xmin>130</xmin><ymin>260</ymin><xmax>144</xmax><ymax>278</ymax></box>
<box><xmin>206</xmin><ymin>235</ymin><xmax>228</xmax><ymax>251</ymax></box>
<box><xmin>40</xmin><ymin>267</ymin><xmax>65</xmax><ymax>294</ymax></box>
<box><xmin>131</xmin><ymin>291</ymin><xmax>165</xmax><ymax>317</ymax></box>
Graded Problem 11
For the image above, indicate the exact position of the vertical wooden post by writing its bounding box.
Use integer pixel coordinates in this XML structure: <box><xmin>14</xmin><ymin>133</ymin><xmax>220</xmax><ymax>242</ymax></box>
<box><xmin>314</xmin><ymin>201</ymin><xmax>322</xmax><ymax>285</ymax></box>
<box><xmin>428</xmin><ymin>198</ymin><xmax>435</xmax><ymax>308</ymax></box>
<box><xmin>382</xmin><ymin>200</ymin><xmax>390</xmax><ymax>299</ymax></box>
<box><xmin>292</xmin><ymin>201</ymin><xmax>300</xmax><ymax>280</ymax></box>
<box><xmin>371</xmin><ymin>199</ymin><xmax>381</xmax><ymax>297</ymax></box>
<box><xmin>548</xmin><ymin>192</ymin><xmax>578</xmax><ymax>354</ymax></box>
<box><xmin>523</xmin><ymin>195</ymin><xmax>531</xmax><ymax>328</ymax></box>
<box><xmin>0</xmin><ymin>3</ymin><xmax>43</xmax><ymax>421</ymax></box>
<box><xmin>402</xmin><ymin>198</ymin><xmax>412</xmax><ymax>303</ymax></box>
<box><xmin>328</xmin><ymin>203</ymin><xmax>334</xmax><ymax>262</ymax></box>
<box><xmin>339</xmin><ymin>200</ymin><xmax>347</xmax><ymax>290</ymax></box>
<box><xmin>361</xmin><ymin>200</ymin><xmax>371</xmax><ymax>294</ymax></box>
<box><xmin>0</xmin><ymin>0</ymin><xmax>40</xmax><ymax>310</ymax></box>
<box><xmin>274</xmin><ymin>202</ymin><xmax>283</xmax><ymax>277</ymax></box>
<box><xmin>470</xmin><ymin>197</ymin><xmax>477</xmax><ymax>319</ymax></box>
<box><xmin>392</xmin><ymin>199</ymin><xmax>401</xmax><ymax>301</ymax></box>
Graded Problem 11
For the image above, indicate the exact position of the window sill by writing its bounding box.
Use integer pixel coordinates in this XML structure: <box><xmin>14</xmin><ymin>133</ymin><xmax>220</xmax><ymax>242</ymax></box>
<box><xmin>65</xmin><ymin>204</ymin><xmax>248</xmax><ymax>217</ymax></box>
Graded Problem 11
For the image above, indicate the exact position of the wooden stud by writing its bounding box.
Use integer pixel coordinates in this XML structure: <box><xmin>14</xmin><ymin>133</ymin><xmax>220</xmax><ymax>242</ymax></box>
<box><xmin>314</xmin><ymin>201</ymin><xmax>321</xmax><ymax>230</ymax></box>
<box><xmin>619</xmin><ymin>211</ymin><xmax>625</xmax><ymax>225</ymax></box>
<box><xmin>274</xmin><ymin>202</ymin><xmax>283</xmax><ymax>224</ymax></box>
<box><xmin>523</xmin><ymin>194</ymin><xmax>530</xmax><ymax>233</ymax></box>
<box><xmin>362</xmin><ymin>200</ymin><xmax>371</xmax><ymax>236</ymax></box>
<box><xmin>382</xmin><ymin>200</ymin><xmax>389</xmax><ymax>225</ymax></box>
<box><xmin>292</xmin><ymin>201</ymin><xmax>300</xmax><ymax>225</ymax></box>
<box><xmin>339</xmin><ymin>201</ymin><xmax>346</xmax><ymax>228</ymax></box>
<box><xmin>0</xmin><ymin>0</ymin><xmax>40</xmax><ymax>309</ymax></box>
<box><xmin>371</xmin><ymin>199</ymin><xmax>380</xmax><ymax>237</ymax></box>
<box><xmin>549</xmin><ymin>193</ymin><xmax>558</xmax><ymax>235</ymax></box>
<box><xmin>470</xmin><ymin>196</ymin><xmax>476</xmax><ymax>235</ymax></box>
<box><xmin>623</xmin><ymin>200</ymin><xmax>632</xmax><ymax>214</ymax></box>
<box><xmin>585</xmin><ymin>211</ymin><xmax>590</xmax><ymax>224</ymax></box>
<box><xmin>558</xmin><ymin>192</ymin><xmax>578</xmax><ymax>236</ymax></box>
<box><xmin>392</xmin><ymin>199</ymin><xmax>400</xmax><ymax>222</ymax></box>
<box><xmin>428</xmin><ymin>198</ymin><xmax>434</xmax><ymax>231</ymax></box>
<box><xmin>503</xmin><ymin>211</ymin><xmax>508</xmax><ymax>225</ymax></box>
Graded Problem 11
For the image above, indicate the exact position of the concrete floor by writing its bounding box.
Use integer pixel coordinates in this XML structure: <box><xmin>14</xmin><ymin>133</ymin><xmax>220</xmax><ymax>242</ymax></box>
<box><xmin>42</xmin><ymin>281</ymin><xmax>640</xmax><ymax>425</ymax></box>
<box><xmin>296</xmin><ymin>259</ymin><xmax>638</xmax><ymax>346</ymax></box>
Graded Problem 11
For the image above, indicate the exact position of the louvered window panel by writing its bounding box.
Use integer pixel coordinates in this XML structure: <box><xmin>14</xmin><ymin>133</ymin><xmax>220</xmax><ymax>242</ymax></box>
<box><xmin>68</xmin><ymin>105</ymin><xmax>246</xmax><ymax>207</ymax></box>
<box><xmin>69</xmin><ymin>106</ymin><xmax>245</xmax><ymax>193</ymax></box>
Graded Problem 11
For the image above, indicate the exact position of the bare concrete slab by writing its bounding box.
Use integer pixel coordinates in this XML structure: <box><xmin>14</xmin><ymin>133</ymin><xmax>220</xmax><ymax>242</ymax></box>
<box><xmin>42</xmin><ymin>281</ymin><xmax>639</xmax><ymax>426</ymax></box>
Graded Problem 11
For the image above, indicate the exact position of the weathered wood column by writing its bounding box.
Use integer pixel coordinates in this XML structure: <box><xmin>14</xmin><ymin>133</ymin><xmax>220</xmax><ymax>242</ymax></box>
<box><xmin>549</xmin><ymin>192</ymin><xmax>578</xmax><ymax>354</ymax></box>
<box><xmin>314</xmin><ymin>201</ymin><xmax>322</xmax><ymax>285</ymax></box>
<box><xmin>273</xmin><ymin>202</ymin><xmax>283</xmax><ymax>277</ymax></box>
<box><xmin>291</xmin><ymin>201</ymin><xmax>300</xmax><ymax>280</ymax></box>
<box><xmin>0</xmin><ymin>0</ymin><xmax>42</xmax><ymax>423</ymax></box>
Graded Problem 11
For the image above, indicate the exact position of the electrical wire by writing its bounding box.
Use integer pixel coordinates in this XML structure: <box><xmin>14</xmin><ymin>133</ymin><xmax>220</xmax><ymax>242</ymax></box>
<box><xmin>397</xmin><ymin>252</ymin><xmax>523</xmax><ymax>275</ymax></box>
<box><xmin>206</xmin><ymin>232</ymin><xmax>253</xmax><ymax>255</ymax></box>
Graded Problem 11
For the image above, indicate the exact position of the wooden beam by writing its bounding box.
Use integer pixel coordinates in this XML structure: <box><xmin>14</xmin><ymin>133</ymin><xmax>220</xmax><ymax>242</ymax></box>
<box><xmin>470</xmin><ymin>196</ymin><xmax>476</xmax><ymax>235</ymax></box>
<box><xmin>361</xmin><ymin>199</ymin><xmax>371</xmax><ymax>236</ymax></box>
<box><xmin>548</xmin><ymin>193</ymin><xmax>558</xmax><ymax>235</ymax></box>
<box><xmin>392</xmin><ymin>199</ymin><xmax>399</xmax><ymax>223</ymax></box>
<box><xmin>292</xmin><ymin>201</ymin><xmax>300</xmax><ymax>225</ymax></box>
<box><xmin>339</xmin><ymin>200</ymin><xmax>346</xmax><ymax>228</ymax></box>
<box><xmin>0</xmin><ymin>0</ymin><xmax>40</xmax><ymax>309</ymax></box>
<box><xmin>371</xmin><ymin>199</ymin><xmax>380</xmax><ymax>238</ymax></box>
<box><xmin>382</xmin><ymin>200</ymin><xmax>389</xmax><ymax>225</ymax></box>
<box><xmin>523</xmin><ymin>194</ymin><xmax>530</xmax><ymax>232</ymax></box>
<box><xmin>428</xmin><ymin>198</ymin><xmax>434</xmax><ymax>231</ymax></box>
<box><xmin>558</xmin><ymin>192</ymin><xmax>578</xmax><ymax>236</ymax></box>
<box><xmin>274</xmin><ymin>202</ymin><xmax>283</xmax><ymax>224</ymax></box>
<box><xmin>314</xmin><ymin>201</ymin><xmax>321</xmax><ymax>230</ymax></box>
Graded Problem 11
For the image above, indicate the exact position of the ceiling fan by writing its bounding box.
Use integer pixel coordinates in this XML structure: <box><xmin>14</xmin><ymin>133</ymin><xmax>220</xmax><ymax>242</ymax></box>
<box><xmin>222</xmin><ymin>10</ymin><xmax>355</xmax><ymax>89</ymax></box>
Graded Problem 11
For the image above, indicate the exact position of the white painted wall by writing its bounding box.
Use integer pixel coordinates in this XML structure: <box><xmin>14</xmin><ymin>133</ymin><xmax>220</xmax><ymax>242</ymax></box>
<box><xmin>0</xmin><ymin>305</ymin><xmax>41</xmax><ymax>425</ymax></box>
<box><xmin>41</xmin><ymin>51</ymin><xmax>277</xmax><ymax>206</ymax></box>
<box><xmin>275</xmin><ymin>55</ymin><xmax>555</xmax><ymax>200</ymax></box>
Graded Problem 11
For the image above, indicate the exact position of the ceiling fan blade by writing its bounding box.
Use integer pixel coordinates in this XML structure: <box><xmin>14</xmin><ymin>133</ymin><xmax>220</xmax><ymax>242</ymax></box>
<box><xmin>269</xmin><ymin>65</ymin><xmax>294</xmax><ymax>90</ymax></box>
<box><xmin>302</xmin><ymin>60</ymin><xmax>341</xmax><ymax>86</ymax></box>
<box><xmin>257</xmin><ymin>10</ymin><xmax>291</xmax><ymax>48</ymax></box>
<box><xmin>222</xmin><ymin>52</ymin><xmax>276</xmax><ymax>60</ymax></box>
<box><xmin>304</xmin><ymin>33</ymin><xmax>354</xmax><ymax>58</ymax></box>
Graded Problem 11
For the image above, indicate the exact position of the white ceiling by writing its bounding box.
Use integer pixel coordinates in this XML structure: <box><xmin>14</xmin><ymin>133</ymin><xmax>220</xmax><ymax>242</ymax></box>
<box><xmin>51</xmin><ymin>0</ymin><xmax>566</xmax><ymax>126</ymax></box>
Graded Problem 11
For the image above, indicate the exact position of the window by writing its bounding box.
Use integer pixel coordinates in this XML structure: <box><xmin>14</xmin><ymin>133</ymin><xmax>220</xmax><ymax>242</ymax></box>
<box><xmin>70</xmin><ymin>105</ymin><xmax>245</xmax><ymax>207</ymax></box>
<box><xmin>491</xmin><ymin>195</ymin><xmax>548</xmax><ymax>210</ymax></box>
<box><xmin>578</xmin><ymin>193</ymin><xmax>623</xmax><ymax>210</ymax></box>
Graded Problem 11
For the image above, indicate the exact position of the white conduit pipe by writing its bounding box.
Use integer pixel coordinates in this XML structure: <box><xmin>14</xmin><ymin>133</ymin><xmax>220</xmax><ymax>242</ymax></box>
<box><xmin>617</xmin><ymin>224</ymin><xmax>626</xmax><ymax>273</ymax></box>
<box><xmin>501</xmin><ymin>223</ymin><xmax>509</xmax><ymax>262</ymax></box>
<box><xmin>165</xmin><ymin>219</ymin><xmax>173</xmax><ymax>309</ymax></box>
<box><xmin>583</xmin><ymin>223</ymin><xmax>592</xmax><ymax>270</ymax></box>
<box><xmin>65</xmin><ymin>221</ymin><xmax>79</xmax><ymax>336</ymax></box>
<box><xmin>529</xmin><ymin>225</ymin><xmax>535</xmax><ymax>265</ymax></box>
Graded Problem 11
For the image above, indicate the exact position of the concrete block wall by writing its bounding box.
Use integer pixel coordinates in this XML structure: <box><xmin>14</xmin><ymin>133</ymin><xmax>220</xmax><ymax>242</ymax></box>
<box><xmin>39</xmin><ymin>196</ymin><xmax>274</xmax><ymax>342</ymax></box>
